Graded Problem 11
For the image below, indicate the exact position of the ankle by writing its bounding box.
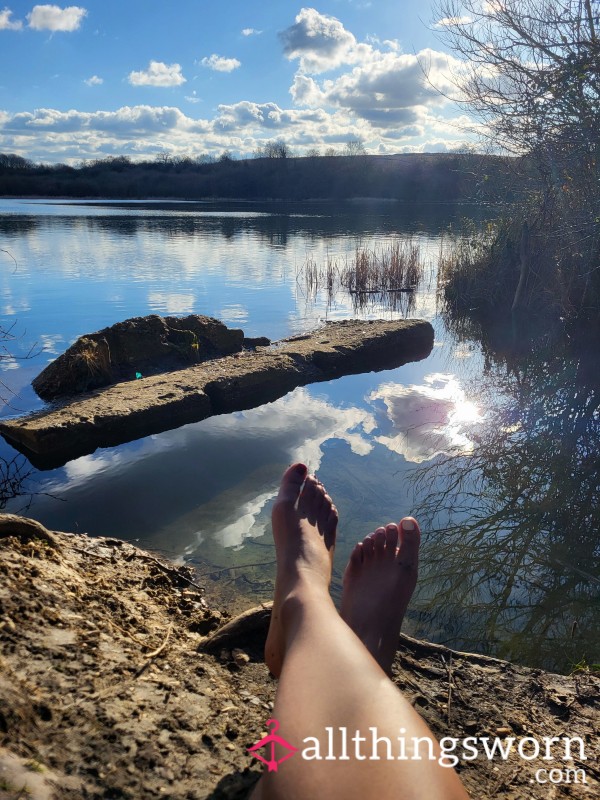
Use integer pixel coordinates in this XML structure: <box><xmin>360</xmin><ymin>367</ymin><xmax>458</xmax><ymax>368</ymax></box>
<box><xmin>279</xmin><ymin>581</ymin><xmax>333</xmax><ymax>632</ymax></box>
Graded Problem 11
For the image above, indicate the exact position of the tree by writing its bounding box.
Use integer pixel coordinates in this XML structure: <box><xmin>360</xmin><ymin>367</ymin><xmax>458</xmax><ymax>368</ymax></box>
<box><xmin>434</xmin><ymin>0</ymin><xmax>600</xmax><ymax>314</ymax></box>
<box><xmin>262</xmin><ymin>139</ymin><xmax>290</xmax><ymax>159</ymax></box>
<box><xmin>0</xmin><ymin>153</ymin><xmax>33</xmax><ymax>170</ymax></box>
<box><xmin>434</xmin><ymin>0</ymin><xmax>599</xmax><ymax>154</ymax></box>
<box><xmin>344</xmin><ymin>138</ymin><xmax>367</xmax><ymax>156</ymax></box>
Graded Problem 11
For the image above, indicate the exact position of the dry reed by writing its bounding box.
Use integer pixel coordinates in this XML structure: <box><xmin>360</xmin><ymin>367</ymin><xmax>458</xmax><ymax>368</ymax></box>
<box><xmin>298</xmin><ymin>238</ymin><xmax>424</xmax><ymax>313</ymax></box>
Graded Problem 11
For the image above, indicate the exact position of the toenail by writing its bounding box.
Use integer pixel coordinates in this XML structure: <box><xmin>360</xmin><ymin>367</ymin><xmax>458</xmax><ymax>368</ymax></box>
<box><xmin>294</xmin><ymin>463</ymin><xmax>307</xmax><ymax>474</ymax></box>
<box><xmin>401</xmin><ymin>519</ymin><xmax>416</xmax><ymax>531</ymax></box>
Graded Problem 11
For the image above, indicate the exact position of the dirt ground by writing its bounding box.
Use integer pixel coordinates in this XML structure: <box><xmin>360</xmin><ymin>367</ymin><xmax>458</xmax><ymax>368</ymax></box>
<box><xmin>0</xmin><ymin>516</ymin><xmax>598</xmax><ymax>799</ymax></box>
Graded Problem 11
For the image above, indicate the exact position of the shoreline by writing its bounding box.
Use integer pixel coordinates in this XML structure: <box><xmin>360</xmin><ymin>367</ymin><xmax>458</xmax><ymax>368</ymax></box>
<box><xmin>0</xmin><ymin>515</ymin><xmax>598</xmax><ymax>799</ymax></box>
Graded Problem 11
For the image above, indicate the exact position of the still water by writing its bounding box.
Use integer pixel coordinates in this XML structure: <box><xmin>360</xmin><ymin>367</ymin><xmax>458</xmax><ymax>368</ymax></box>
<box><xmin>0</xmin><ymin>198</ymin><xmax>598</xmax><ymax>673</ymax></box>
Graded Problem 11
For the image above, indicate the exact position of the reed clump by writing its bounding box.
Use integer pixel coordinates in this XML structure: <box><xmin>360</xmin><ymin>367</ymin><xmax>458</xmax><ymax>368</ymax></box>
<box><xmin>342</xmin><ymin>239</ymin><xmax>422</xmax><ymax>294</ymax></box>
<box><xmin>299</xmin><ymin>238</ymin><xmax>425</xmax><ymax>312</ymax></box>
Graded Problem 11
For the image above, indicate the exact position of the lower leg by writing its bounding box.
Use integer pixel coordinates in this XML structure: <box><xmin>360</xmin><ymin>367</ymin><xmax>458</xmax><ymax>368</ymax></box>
<box><xmin>256</xmin><ymin>465</ymin><xmax>467</xmax><ymax>800</ymax></box>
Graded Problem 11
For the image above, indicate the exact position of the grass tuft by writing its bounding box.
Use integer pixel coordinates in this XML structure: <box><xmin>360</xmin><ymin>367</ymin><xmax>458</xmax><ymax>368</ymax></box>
<box><xmin>299</xmin><ymin>238</ymin><xmax>426</xmax><ymax>313</ymax></box>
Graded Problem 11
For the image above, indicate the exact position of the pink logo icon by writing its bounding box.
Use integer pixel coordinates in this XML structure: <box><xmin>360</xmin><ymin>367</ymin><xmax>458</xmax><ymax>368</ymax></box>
<box><xmin>247</xmin><ymin>719</ymin><xmax>298</xmax><ymax>772</ymax></box>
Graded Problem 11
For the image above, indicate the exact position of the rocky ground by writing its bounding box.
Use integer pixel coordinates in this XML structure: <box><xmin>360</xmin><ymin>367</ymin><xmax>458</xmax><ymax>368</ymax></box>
<box><xmin>0</xmin><ymin>517</ymin><xmax>598</xmax><ymax>799</ymax></box>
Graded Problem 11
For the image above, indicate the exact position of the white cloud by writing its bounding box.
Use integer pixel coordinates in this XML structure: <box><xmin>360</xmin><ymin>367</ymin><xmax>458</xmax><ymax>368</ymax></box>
<box><xmin>0</xmin><ymin>99</ymin><xmax>471</xmax><ymax>163</ymax></box>
<box><xmin>128</xmin><ymin>60</ymin><xmax>186</xmax><ymax>87</ymax></box>
<box><xmin>214</xmin><ymin>100</ymin><xmax>328</xmax><ymax>133</ymax></box>
<box><xmin>0</xmin><ymin>7</ymin><xmax>473</xmax><ymax>164</ymax></box>
<box><xmin>242</xmin><ymin>27</ymin><xmax>261</xmax><ymax>36</ymax></box>
<box><xmin>291</xmin><ymin>46</ymin><xmax>459</xmax><ymax>128</ymax></box>
<box><xmin>0</xmin><ymin>6</ymin><xmax>475</xmax><ymax>163</ymax></box>
<box><xmin>27</xmin><ymin>4</ymin><xmax>87</xmax><ymax>32</ymax></box>
<box><xmin>201</xmin><ymin>54</ymin><xmax>241</xmax><ymax>73</ymax></box>
<box><xmin>0</xmin><ymin>7</ymin><xmax>22</xmax><ymax>29</ymax></box>
<box><xmin>3</xmin><ymin>105</ymin><xmax>206</xmax><ymax>133</ymax></box>
<box><xmin>279</xmin><ymin>9</ymin><xmax>463</xmax><ymax>145</ymax></box>
<box><xmin>280</xmin><ymin>7</ymin><xmax>366</xmax><ymax>73</ymax></box>
<box><xmin>0</xmin><ymin>105</ymin><xmax>215</xmax><ymax>162</ymax></box>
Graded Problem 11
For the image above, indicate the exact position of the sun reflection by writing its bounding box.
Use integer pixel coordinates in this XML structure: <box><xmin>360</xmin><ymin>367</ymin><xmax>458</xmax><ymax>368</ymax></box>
<box><xmin>448</xmin><ymin>399</ymin><xmax>483</xmax><ymax>425</ymax></box>
<box><xmin>368</xmin><ymin>373</ymin><xmax>484</xmax><ymax>462</ymax></box>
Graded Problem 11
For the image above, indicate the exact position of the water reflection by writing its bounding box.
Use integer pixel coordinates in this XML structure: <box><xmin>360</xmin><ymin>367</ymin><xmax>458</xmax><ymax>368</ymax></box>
<box><xmin>6</xmin><ymin>370</ymin><xmax>485</xmax><ymax>614</ymax></box>
<box><xmin>0</xmin><ymin>198</ymin><xmax>457</xmax><ymax>395</ymax></box>
<box><xmin>412</xmin><ymin>328</ymin><xmax>600</xmax><ymax>672</ymax></box>
<box><xmin>0</xmin><ymin>200</ymin><xmax>493</xmax><ymax>257</ymax></box>
<box><xmin>0</xmin><ymin>453</ymin><xmax>36</xmax><ymax>510</ymax></box>
<box><xmin>370</xmin><ymin>374</ymin><xmax>482</xmax><ymax>462</ymax></box>
<box><xmin>20</xmin><ymin>386</ymin><xmax>377</xmax><ymax>546</ymax></box>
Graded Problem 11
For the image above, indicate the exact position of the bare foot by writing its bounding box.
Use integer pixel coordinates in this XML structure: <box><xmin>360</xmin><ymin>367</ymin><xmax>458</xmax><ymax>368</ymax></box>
<box><xmin>340</xmin><ymin>517</ymin><xmax>420</xmax><ymax>673</ymax></box>
<box><xmin>265</xmin><ymin>463</ymin><xmax>338</xmax><ymax>677</ymax></box>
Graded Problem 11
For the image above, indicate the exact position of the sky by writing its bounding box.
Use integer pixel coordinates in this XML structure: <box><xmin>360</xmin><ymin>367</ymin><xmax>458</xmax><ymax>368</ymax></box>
<box><xmin>0</xmin><ymin>1</ymin><xmax>474</xmax><ymax>164</ymax></box>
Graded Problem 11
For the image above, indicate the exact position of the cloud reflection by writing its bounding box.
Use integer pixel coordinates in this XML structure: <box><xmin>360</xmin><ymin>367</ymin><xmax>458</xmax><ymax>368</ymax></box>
<box><xmin>147</xmin><ymin>291</ymin><xmax>196</xmax><ymax>314</ymax></box>
<box><xmin>31</xmin><ymin>375</ymin><xmax>480</xmax><ymax>551</ymax></box>
<box><xmin>218</xmin><ymin>490</ymin><xmax>274</xmax><ymax>549</ymax></box>
<box><xmin>369</xmin><ymin>373</ymin><xmax>482</xmax><ymax>463</ymax></box>
<box><xmin>37</xmin><ymin>387</ymin><xmax>374</xmax><ymax>549</ymax></box>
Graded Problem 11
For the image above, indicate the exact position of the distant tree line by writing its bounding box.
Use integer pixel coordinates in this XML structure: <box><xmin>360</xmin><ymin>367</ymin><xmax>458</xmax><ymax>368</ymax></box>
<box><xmin>0</xmin><ymin>148</ymin><xmax>521</xmax><ymax>203</ymax></box>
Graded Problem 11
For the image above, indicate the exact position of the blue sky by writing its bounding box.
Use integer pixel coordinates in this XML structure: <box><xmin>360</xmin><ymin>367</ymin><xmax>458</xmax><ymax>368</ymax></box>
<box><xmin>0</xmin><ymin>2</ymin><xmax>472</xmax><ymax>163</ymax></box>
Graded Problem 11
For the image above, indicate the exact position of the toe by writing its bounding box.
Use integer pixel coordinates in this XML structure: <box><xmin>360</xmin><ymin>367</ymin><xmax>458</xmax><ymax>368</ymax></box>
<box><xmin>318</xmin><ymin>492</ymin><xmax>335</xmax><ymax>543</ymax></box>
<box><xmin>349</xmin><ymin>541</ymin><xmax>362</xmax><ymax>567</ymax></box>
<box><xmin>300</xmin><ymin>474</ymin><xmax>332</xmax><ymax>527</ymax></box>
<box><xmin>324</xmin><ymin>504</ymin><xmax>338</xmax><ymax>550</ymax></box>
<box><xmin>302</xmin><ymin>475</ymin><xmax>321</xmax><ymax>501</ymax></box>
<box><xmin>362</xmin><ymin>534</ymin><xmax>375</xmax><ymax>559</ymax></box>
<box><xmin>397</xmin><ymin>517</ymin><xmax>420</xmax><ymax>575</ymax></box>
<box><xmin>385</xmin><ymin>523</ymin><xmax>399</xmax><ymax>557</ymax></box>
<box><xmin>276</xmin><ymin>463</ymin><xmax>307</xmax><ymax>505</ymax></box>
<box><xmin>372</xmin><ymin>527</ymin><xmax>386</xmax><ymax>556</ymax></box>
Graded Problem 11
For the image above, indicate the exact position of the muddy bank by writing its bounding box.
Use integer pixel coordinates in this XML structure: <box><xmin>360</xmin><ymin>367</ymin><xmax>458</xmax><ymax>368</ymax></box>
<box><xmin>0</xmin><ymin>319</ymin><xmax>433</xmax><ymax>470</ymax></box>
<box><xmin>0</xmin><ymin>516</ymin><xmax>598</xmax><ymax>799</ymax></box>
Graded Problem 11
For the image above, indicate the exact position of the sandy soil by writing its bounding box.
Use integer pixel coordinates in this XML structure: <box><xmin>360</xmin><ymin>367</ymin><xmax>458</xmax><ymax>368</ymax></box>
<box><xmin>0</xmin><ymin>517</ymin><xmax>598</xmax><ymax>799</ymax></box>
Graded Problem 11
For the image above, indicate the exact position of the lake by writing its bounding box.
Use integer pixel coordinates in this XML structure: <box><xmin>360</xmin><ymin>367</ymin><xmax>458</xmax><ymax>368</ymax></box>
<box><xmin>1</xmin><ymin>197</ymin><xmax>598</xmax><ymax>673</ymax></box>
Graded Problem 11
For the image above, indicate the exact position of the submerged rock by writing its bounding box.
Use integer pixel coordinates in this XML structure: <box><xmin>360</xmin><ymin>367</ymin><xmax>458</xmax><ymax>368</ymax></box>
<box><xmin>2</xmin><ymin>318</ymin><xmax>434</xmax><ymax>469</ymax></box>
<box><xmin>32</xmin><ymin>314</ymin><xmax>256</xmax><ymax>401</ymax></box>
